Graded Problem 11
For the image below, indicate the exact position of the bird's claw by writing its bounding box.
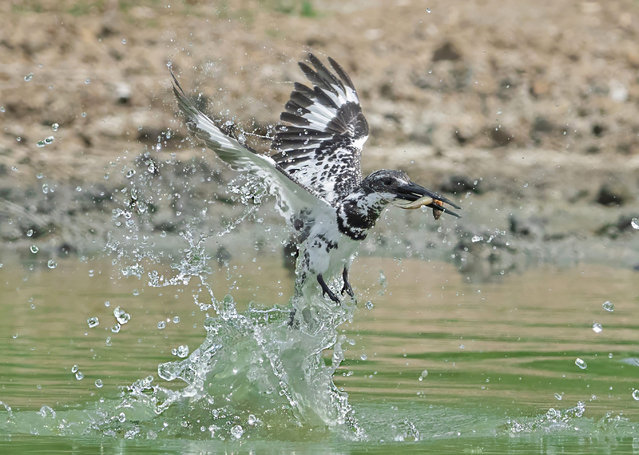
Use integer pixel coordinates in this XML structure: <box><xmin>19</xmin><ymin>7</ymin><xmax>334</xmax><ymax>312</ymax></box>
<box><xmin>341</xmin><ymin>267</ymin><xmax>355</xmax><ymax>298</ymax></box>
<box><xmin>341</xmin><ymin>281</ymin><xmax>354</xmax><ymax>298</ymax></box>
<box><xmin>323</xmin><ymin>288</ymin><xmax>340</xmax><ymax>303</ymax></box>
<box><xmin>317</xmin><ymin>273</ymin><xmax>340</xmax><ymax>303</ymax></box>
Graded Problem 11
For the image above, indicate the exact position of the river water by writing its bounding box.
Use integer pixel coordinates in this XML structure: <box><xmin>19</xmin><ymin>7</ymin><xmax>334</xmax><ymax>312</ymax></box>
<box><xmin>1</xmin><ymin>250</ymin><xmax>638</xmax><ymax>453</ymax></box>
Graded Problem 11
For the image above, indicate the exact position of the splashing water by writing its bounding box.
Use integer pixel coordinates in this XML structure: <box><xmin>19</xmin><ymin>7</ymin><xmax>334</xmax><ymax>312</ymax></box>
<box><xmin>110</xmin><ymin>234</ymin><xmax>363</xmax><ymax>440</ymax></box>
<box><xmin>96</xmin><ymin>153</ymin><xmax>365</xmax><ymax>441</ymax></box>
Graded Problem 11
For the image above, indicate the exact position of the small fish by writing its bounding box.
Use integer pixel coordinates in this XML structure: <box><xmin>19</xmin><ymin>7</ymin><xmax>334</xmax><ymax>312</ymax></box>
<box><xmin>394</xmin><ymin>196</ymin><xmax>447</xmax><ymax>220</ymax></box>
<box><xmin>394</xmin><ymin>195</ymin><xmax>433</xmax><ymax>210</ymax></box>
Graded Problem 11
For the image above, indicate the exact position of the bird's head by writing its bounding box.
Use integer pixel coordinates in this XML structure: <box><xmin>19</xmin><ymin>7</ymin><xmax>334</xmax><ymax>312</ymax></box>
<box><xmin>362</xmin><ymin>170</ymin><xmax>461</xmax><ymax>219</ymax></box>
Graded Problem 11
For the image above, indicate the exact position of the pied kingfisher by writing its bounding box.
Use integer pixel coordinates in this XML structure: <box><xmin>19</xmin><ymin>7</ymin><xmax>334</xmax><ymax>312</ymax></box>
<box><xmin>171</xmin><ymin>53</ymin><xmax>460</xmax><ymax>304</ymax></box>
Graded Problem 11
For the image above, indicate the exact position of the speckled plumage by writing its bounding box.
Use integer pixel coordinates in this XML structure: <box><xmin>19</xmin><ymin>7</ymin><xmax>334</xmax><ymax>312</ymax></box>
<box><xmin>272</xmin><ymin>54</ymin><xmax>368</xmax><ymax>206</ymax></box>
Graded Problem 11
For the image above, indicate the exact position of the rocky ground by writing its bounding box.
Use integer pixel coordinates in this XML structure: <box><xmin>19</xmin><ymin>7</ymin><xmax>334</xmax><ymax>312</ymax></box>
<box><xmin>1</xmin><ymin>0</ymin><xmax>638</xmax><ymax>278</ymax></box>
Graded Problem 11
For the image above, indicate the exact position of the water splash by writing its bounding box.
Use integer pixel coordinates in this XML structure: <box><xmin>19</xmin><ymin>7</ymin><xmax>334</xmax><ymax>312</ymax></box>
<box><xmin>506</xmin><ymin>401</ymin><xmax>587</xmax><ymax>434</ymax></box>
<box><xmin>96</xmin><ymin>156</ymin><xmax>366</xmax><ymax>440</ymax></box>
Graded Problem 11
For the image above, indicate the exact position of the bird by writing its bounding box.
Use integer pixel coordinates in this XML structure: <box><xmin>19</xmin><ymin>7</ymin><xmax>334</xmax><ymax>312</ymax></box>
<box><xmin>170</xmin><ymin>53</ymin><xmax>460</xmax><ymax>305</ymax></box>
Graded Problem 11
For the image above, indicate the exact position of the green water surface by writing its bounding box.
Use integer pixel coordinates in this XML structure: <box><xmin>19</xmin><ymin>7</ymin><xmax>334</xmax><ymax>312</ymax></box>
<box><xmin>1</xmin><ymin>254</ymin><xmax>638</xmax><ymax>453</ymax></box>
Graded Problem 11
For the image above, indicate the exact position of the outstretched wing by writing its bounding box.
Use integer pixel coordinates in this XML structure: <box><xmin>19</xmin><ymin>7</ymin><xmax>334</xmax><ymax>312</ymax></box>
<box><xmin>170</xmin><ymin>70</ymin><xmax>334</xmax><ymax>229</ymax></box>
<box><xmin>271</xmin><ymin>54</ymin><xmax>369</xmax><ymax>206</ymax></box>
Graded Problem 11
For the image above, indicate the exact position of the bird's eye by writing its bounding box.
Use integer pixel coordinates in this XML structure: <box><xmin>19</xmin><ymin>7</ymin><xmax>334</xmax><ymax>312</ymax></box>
<box><xmin>382</xmin><ymin>178</ymin><xmax>393</xmax><ymax>186</ymax></box>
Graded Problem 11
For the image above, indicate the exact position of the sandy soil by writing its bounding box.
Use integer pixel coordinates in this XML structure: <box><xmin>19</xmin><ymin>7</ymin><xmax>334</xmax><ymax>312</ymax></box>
<box><xmin>0</xmin><ymin>0</ymin><xmax>638</xmax><ymax>275</ymax></box>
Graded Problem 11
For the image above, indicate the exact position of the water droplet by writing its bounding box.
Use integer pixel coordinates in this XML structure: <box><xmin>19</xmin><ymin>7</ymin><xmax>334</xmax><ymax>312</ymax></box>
<box><xmin>631</xmin><ymin>218</ymin><xmax>639</xmax><ymax>230</ymax></box>
<box><xmin>157</xmin><ymin>321</ymin><xmax>166</xmax><ymax>330</ymax></box>
<box><xmin>575</xmin><ymin>358</ymin><xmax>587</xmax><ymax>369</ymax></box>
<box><xmin>75</xmin><ymin>371</ymin><xmax>84</xmax><ymax>380</ymax></box>
<box><xmin>51</xmin><ymin>123</ymin><xmax>59</xmax><ymax>131</ymax></box>
<box><xmin>172</xmin><ymin>316</ymin><xmax>180</xmax><ymax>324</ymax></box>
<box><xmin>592</xmin><ymin>322</ymin><xmax>602</xmax><ymax>334</ymax></box>
<box><xmin>47</xmin><ymin>259</ymin><xmax>57</xmax><ymax>269</ymax></box>
<box><xmin>426</xmin><ymin>8</ymin><xmax>431</xmax><ymax>13</ymax></box>
<box><xmin>471</xmin><ymin>235</ymin><xmax>483</xmax><ymax>243</ymax></box>
<box><xmin>554</xmin><ymin>392</ymin><xmax>564</xmax><ymax>401</ymax></box>
<box><xmin>118</xmin><ymin>412</ymin><xmax>126</xmax><ymax>422</ymax></box>
<box><xmin>105</xmin><ymin>336</ymin><xmax>112</xmax><ymax>346</ymax></box>
<box><xmin>418</xmin><ymin>369</ymin><xmax>428</xmax><ymax>381</ymax></box>
<box><xmin>16</xmin><ymin>137</ymin><xmax>22</xmax><ymax>142</ymax></box>
<box><xmin>84</xmin><ymin>78</ymin><xmax>91</xmax><ymax>85</ymax></box>
<box><xmin>173</xmin><ymin>345</ymin><xmax>189</xmax><ymax>358</ymax></box>
<box><xmin>38</xmin><ymin>405</ymin><xmax>56</xmax><ymax>418</ymax></box>
<box><xmin>0</xmin><ymin>106</ymin><xmax>5</xmax><ymax>113</ymax></box>
<box><xmin>87</xmin><ymin>316</ymin><xmax>99</xmax><ymax>328</ymax></box>
<box><xmin>42</xmin><ymin>183</ymin><xmax>49</xmax><ymax>194</ymax></box>
<box><xmin>248</xmin><ymin>414</ymin><xmax>257</xmax><ymax>425</ymax></box>
<box><xmin>365</xmin><ymin>301</ymin><xmax>374</xmax><ymax>310</ymax></box>
<box><xmin>121</xmin><ymin>38</ymin><xmax>127</xmax><ymax>45</ymax></box>
<box><xmin>125</xmin><ymin>169</ymin><xmax>136</xmax><ymax>179</ymax></box>
<box><xmin>360</xmin><ymin>354</ymin><xmax>367</xmax><ymax>361</ymax></box>
<box><xmin>632</xmin><ymin>389</ymin><xmax>639</xmax><ymax>401</ymax></box>
<box><xmin>29</xmin><ymin>245</ymin><xmax>39</xmax><ymax>254</ymax></box>
<box><xmin>111</xmin><ymin>323</ymin><xmax>121</xmax><ymax>333</ymax></box>
<box><xmin>230</xmin><ymin>424</ymin><xmax>244</xmax><ymax>439</ymax></box>
<box><xmin>113</xmin><ymin>306</ymin><xmax>130</xmax><ymax>324</ymax></box>
<box><xmin>24</xmin><ymin>73</ymin><xmax>33</xmax><ymax>82</ymax></box>
<box><xmin>157</xmin><ymin>362</ymin><xmax>181</xmax><ymax>381</ymax></box>
<box><xmin>95</xmin><ymin>379</ymin><xmax>103</xmax><ymax>388</ymax></box>
<box><xmin>602</xmin><ymin>301</ymin><xmax>614</xmax><ymax>312</ymax></box>
<box><xmin>26</xmin><ymin>228</ymin><xmax>34</xmax><ymax>237</ymax></box>
<box><xmin>71</xmin><ymin>364</ymin><xmax>79</xmax><ymax>373</ymax></box>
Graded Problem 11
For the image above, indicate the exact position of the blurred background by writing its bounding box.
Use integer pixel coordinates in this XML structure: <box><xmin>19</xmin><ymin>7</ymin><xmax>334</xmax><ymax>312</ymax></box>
<box><xmin>0</xmin><ymin>0</ymin><xmax>638</xmax><ymax>276</ymax></box>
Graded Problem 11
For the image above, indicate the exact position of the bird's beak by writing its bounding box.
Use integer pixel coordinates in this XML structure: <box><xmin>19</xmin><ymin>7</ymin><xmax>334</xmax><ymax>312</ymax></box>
<box><xmin>391</xmin><ymin>181</ymin><xmax>461</xmax><ymax>219</ymax></box>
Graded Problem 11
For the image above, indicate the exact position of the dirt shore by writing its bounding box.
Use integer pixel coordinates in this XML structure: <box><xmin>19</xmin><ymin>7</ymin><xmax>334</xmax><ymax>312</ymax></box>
<box><xmin>1</xmin><ymin>0</ymin><xmax>638</xmax><ymax>277</ymax></box>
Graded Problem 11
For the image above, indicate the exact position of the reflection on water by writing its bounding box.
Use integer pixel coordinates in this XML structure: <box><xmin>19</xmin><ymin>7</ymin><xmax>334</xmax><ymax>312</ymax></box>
<box><xmin>0</xmin><ymin>252</ymin><xmax>638</xmax><ymax>452</ymax></box>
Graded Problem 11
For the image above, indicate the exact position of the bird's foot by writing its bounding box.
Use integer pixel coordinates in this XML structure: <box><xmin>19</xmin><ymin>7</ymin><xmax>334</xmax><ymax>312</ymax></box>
<box><xmin>324</xmin><ymin>288</ymin><xmax>340</xmax><ymax>303</ymax></box>
<box><xmin>341</xmin><ymin>280</ymin><xmax>354</xmax><ymax>298</ymax></box>
<box><xmin>317</xmin><ymin>273</ymin><xmax>340</xmax><ymax>303</ymax></box>
<box><xmin>341</xmin><ymin>267</ymin><xmax>355</xmax><ymax>298</ymax></box>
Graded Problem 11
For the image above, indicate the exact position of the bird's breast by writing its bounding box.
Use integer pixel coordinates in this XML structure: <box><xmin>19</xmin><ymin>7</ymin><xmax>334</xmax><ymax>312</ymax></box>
<box><xmin>336</xmin><ymin>198</ymin><xmax>383</xmax><ymax>241</ymax></box>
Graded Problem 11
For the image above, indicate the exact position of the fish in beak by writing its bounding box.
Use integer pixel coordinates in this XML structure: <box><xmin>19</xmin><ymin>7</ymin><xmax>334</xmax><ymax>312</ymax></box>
<box><xmin>391</xmin><ymin>181</ymin><xmax>461</xmax><ymax>219</ymax></box>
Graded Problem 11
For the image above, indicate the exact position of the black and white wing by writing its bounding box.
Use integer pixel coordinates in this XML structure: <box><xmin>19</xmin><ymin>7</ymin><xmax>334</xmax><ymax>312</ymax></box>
<box><xmin>272</xmin><ymin>54</ymin><xmax>369</xmax><ymax>206</ymax></box>
<box><xmin>170</xmin><ymin>71</ymin><xmax>333</xmax><ymax>227</ymax></box>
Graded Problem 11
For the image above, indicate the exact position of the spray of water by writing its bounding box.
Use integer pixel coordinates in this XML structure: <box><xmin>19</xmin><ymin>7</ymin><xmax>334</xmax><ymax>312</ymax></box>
<box><xmin>97</xmin><ymin>142</ymin><xmax>366</xmax><ymax>441</ymax></box>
